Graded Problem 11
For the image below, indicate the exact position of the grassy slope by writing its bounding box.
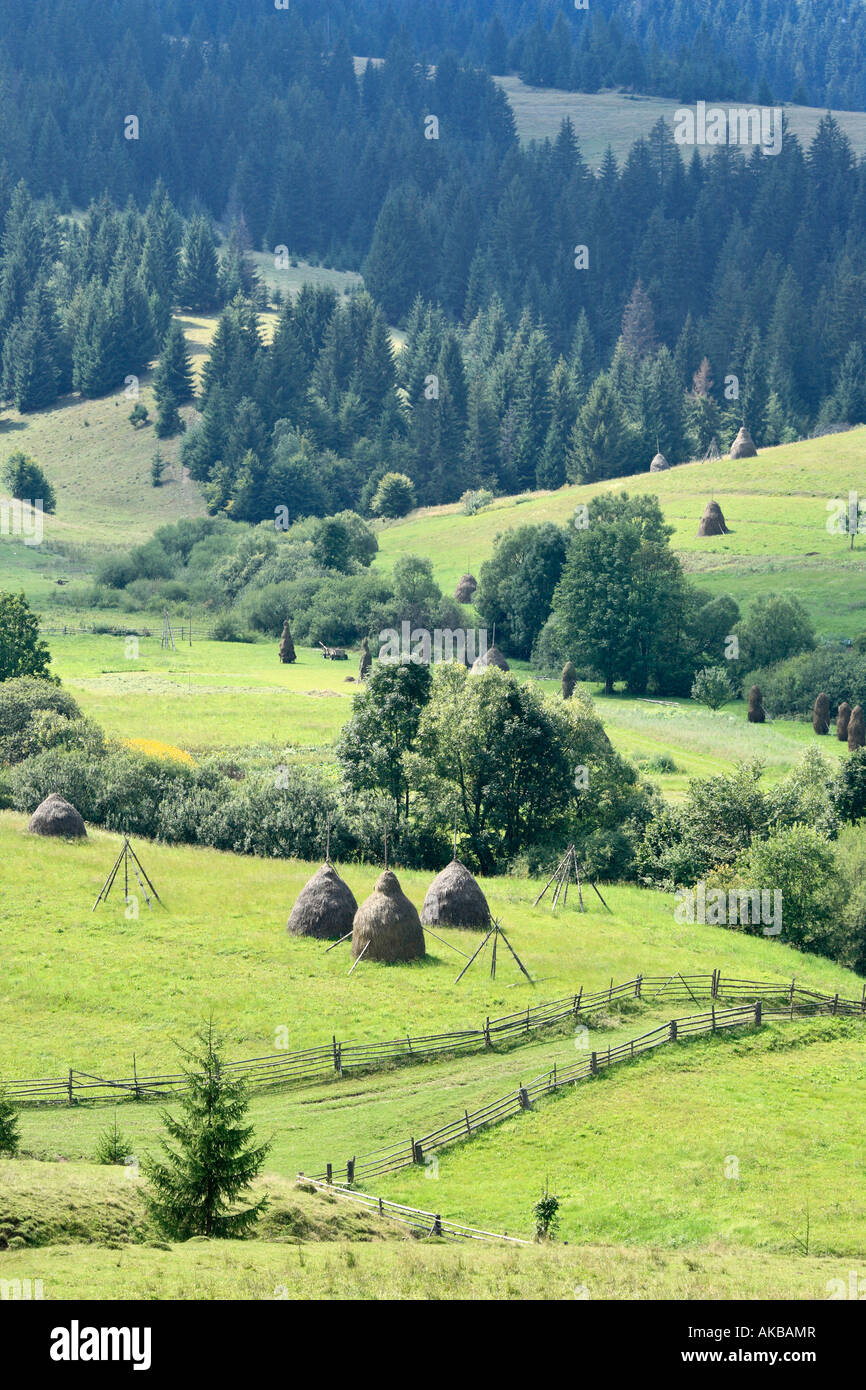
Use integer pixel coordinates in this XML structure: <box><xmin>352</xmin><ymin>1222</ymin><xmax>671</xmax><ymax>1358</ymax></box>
<box><xmin>375</xmin><ymin>428</ymin><xmax>866</xmax><ymax>639</ymax></box>
<box><xmin>1</xmin><ymin>812</ymin><xmax>859</xmax><ymax>1080</ymax></box>
<box><xmin>495</xmin><ymin>76</ymin><xmax>866</xmax><ymax>162</ymax></box>
<box><xmin>4</xmin><ymin>1231</ymin><xmax>854</xmax><ymax>1299</ymax></box>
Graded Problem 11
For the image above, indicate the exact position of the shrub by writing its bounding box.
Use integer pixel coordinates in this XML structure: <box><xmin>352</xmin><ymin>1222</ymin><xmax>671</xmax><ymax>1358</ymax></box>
<box><xmin>0</xmin><ymin>1085</ymin><xmax>20</xmax><ymax>1156</ymax></box>
<box><xmin>460</xmin><ymin>487</ymin><xmax>494</xmax><ymax>516</ymax></box>
<box><xmin>2</xmin><ymin>452</ymin><xmax>55</xmax><ymax>513</ymax></box>
<box><xmin>724</xmin><ymin>824</ymin><xmax>848</xmax><ymax>959</ymax></box>
<box><xmin>211</xmin><ymin>614</ymin><xmax>255</xmax><ymax>643</ymax></box>
<box><xmin>691</xmin><ymin>665</ymin><xmax>734</xmax><ymax>710</ymax></box>
<box><xmin>836</xmin><ymin>747</ymin><xmax>866</xmax><ymax>823</ymax></box>
<box><xmin>0</xmin><ymin>678</ymin><xmax>81</xmax><ymax>764</ymax></box>
<box><xmin>371</xmin><ymin>471</ymin><xmax>415</xmax><ymax>518</ymax></box>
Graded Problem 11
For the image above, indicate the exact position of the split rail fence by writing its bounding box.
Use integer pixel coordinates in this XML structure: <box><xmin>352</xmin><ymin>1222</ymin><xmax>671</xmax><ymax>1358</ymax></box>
<box><xmin>300</xmin><ymin>1177</ymin><xmax>530</xmax><ymax>1245</ymax></box>
<box><xmin>310</xmin><ymin>982</ymin><xmax>866</xmax><ymax>1187</ymax></box>
<box><xmin>6</xmin><ymin>972</ymin><xmax>863</xmax><ymax>1107</ymax></box>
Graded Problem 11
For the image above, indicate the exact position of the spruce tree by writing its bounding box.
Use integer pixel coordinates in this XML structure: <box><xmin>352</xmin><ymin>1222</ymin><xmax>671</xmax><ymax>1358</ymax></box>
<box><xmin>0</xmin><ymin>1084</ymin><xmax>20</xmax><ymax>1156</ymax></box>
<box><xmin>179</xmin><ymin>214</ymin><xmax>220</xmax><ymax>312</ymax></box>
<box><xmin>155</xmin><ymin>387</ymin><xmax>184</xmax><ymax>439</ymax></box>
<box><xmin>155</xmin><ymin>320</ymin><xmax>195</xmax><ymax>406</ymax></box>
<box><xmin>144</xmin><ymin>1023</ymin><xmax>270</xmax><ymax>1240</ymax></box>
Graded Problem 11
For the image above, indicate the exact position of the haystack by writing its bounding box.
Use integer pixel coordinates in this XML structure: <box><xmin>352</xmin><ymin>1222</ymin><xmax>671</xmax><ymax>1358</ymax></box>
<box><xmin>561</xmin><ymin>660</ymin><xmax>577</xmax><ymax>699</ymax></box>
<box><xmin>352</xmin><ymin>869</ymin><xmax>425</xmax><ymax>962</ymax></box>
<box><xmin>279</xmin><ymin>619</ymin><xmax>296</xmax><ymax>664</ymax></box>
<box><xmin>649</xmin><ymin>451</ymin><xmax>669</xmax><ymax>472</ymax></box>
<box><xmin>28</xmin><ymin>793</ymin><xmax>86</xmax><ymax>839</ymax></box>
<box><xmin>812</xmin><ymin>693</ymin><xmax>830</xmax><ymax>734</ymax></box>
<box><xmin>697</xmin><ymin>500</ymin><xmax>729</xmax><ymax>536</ymax></box>
<box><xmin>454</xmin><ymin>573</ymin><xmax>477</xmax><ymax>603</ymax></box>
<box><xmin>747</xmin><ymin>685</ymin><xmax>765</xmax><ymax>724</ymax></box>
<box><xmin>421</xmin><ymin>859</ymin><xmax>491</xmax><ymax>930</ymax></box>
<box><xmin>470</xmin><ymin>645</ymin><xmax>510</xmax><ymax>673</ymax></box>
<box><xmin>287</xmin><ymin>862</ymin><xmax>357</xmax><ymax>940</ymax></box>
<box><xmin>730</xmin><ymin>426</ymin><xmax>757</xmax><ymax>458</ymax></box>
<box><xmin>848</xmin><ymin>704</ymin><xmax>865</xmax><ymax>751</ymax></box>
<box><xmin>358</xmin><ymin>636</ymin><xmax>372</xmax><ymax>682</ymax></box>
<box><xmin>837</xmin><ymin>701</ymin><xmax>852</xmax><ymax>741</ymax></box>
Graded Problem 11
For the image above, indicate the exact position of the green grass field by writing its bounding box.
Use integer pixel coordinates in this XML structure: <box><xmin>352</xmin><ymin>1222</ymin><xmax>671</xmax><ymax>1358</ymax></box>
<box><xmin>495</xmin><ymin>76</ymin><xmax>866</xmax><ymax>163</ymax></box>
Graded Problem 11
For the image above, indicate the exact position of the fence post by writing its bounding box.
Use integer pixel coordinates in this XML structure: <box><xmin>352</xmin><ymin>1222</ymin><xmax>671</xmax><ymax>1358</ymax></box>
<box><xmin>551</xmin><ymin>1062</ymin><xmax>557</xmax><ymax>1091</ymax></box>
<box><xmin>710</xmin><ymin>968</ymin><xmax>718</xmax><ymax>999</ymax></box>
<box><xmin>133</xmin><ymin>1053</ymin><xmax>141</xmax><ymax>1101</ymax></box>
<box><xmin>669</xmin><ymin>1019</ymin><xmax>677</xmax><ymax>1042</ymax></box>
<box><xmin>635</xmin><ymin>975</ymin><xmax>642</xmax><ymax>999</ymax></box>
<box><xmin>379</xmin><ymin>1196</ymin><xmax>384</xmax><ymax>1215</ymax></box>
<box><xmin>590</xmin><ymin>1051</ymin><xmax>598</xmax><ymax>1075</ymax></box>
<box><xmin>518</xmin><ymin>1087</ymin><xmax>530</xmax><ymax>1110</ymax></box>
<box><xmin>67</xmin><ymin>1069</ymin><xmax>74</xmax><ymax>1105</ymax></box>
<box><xmin>413</xmin><ymin>1139</ymin><xmax>424</xmax><ymax>1165</ymax></box>
<box><xmin>432</xmin><ymin>1214</ymin><xmax>443</xmax><ymax>1237</ymax></box>
<box><xmin>861</xmin><ymin>983</ymin><xmax>866</xmax><ymax>1014</ymax></box>
<box><xmin>789</xmin><ymin>978</ymin><xmax>796</xmax><ymax>1005</ymax></box>
<box><xmin>754</xmin><ymin>1000</ymin><xmax>762</xmax><ymax>1027</ymax></box>
<box><xmin>346</xmin><ymin>1157</ymin><xmax>355</xmax><ymax>1185</ymax></box>
<box><xmin>833</xmin><ymin>993</ymin><xmax>839</xmax><ymax>1016</ymax></box>
<box><xmin>326</xmin><ymin>1162</ymin><xmax>333</xmax><ymax>1185</ymax></box>
<box><xmin>332</xmin><ymin>1035</ymin><xmax>341</xmax><ymax>1076</ymax></box>
<box><xmin>715</xmin><ymin>970</ymin><xmax>722</xmax><ymax>999</ymax></box>
<box><xmin>525</xmin><ymin>1005</ymin><xmax>530</xmax><ymax>1032</ymax></box>
<box><xmin>711</xmin><ymin>1005</ymin><xmax>716</xmax><ymax>1033</ymax></box>
<box><xmin>484</xmin><ymin>1016</ymin><xmax>491</xmax><ymax>1048</ymax></box>
<box><xmin>465</xmin><ymin>1109</ymin><xmax>471</xmax><ymax>1135</ymax></box>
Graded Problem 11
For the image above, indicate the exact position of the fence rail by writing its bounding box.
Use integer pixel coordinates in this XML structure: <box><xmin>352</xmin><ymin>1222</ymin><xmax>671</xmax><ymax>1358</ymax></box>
<box><xmin>299</xmin><ymin>1177</ymin><xmax>530</xmax><ymax>1245</ymax></box>
<box><xmin>310</xmin><ymin>986</ymin><xmax>866</xmax><ymax>1185</ymax></box>
<box><xmin>6</xmin><ymin>971</ymin><xmax>863</xmax><ymax>1107</ymax></box>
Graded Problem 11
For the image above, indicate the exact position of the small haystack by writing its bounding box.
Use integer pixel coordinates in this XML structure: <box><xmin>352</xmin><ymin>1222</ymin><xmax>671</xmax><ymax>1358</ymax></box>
<box><xmin>697</xmin><ymin>500</ymin><xmax>730</xmax><ymax>536</ymax></box>
<box><xmin>352</xmin><ymin>869</ymin><xmax>425</xmax><ymax>963</ymax></box>
<box><xmin>421</xmin><ymin>859</ymin><xmax>491</xmax><ymax>931</ymax></box>
<box><xmin>561</xmin><ymin>660</ymin><xmax>577</xmax><ymax>699</ymax></box>
<box><xmin>287</xmin><ymin>862</ymin><xmax>358</xmax><ymax>940</ymax></box>
<box><xmin>837</xmin><ymin>701</ymin><xmax>852</xmax><ymax>741</ymax></box>
<box><xmin>470</xmin><ymin>645</ymin><xmax>510</xmax><ymax>673</ymax></box>
<box><xmin>730</xmin><ymin>426</ymin><xmax>757</xmax><ymax>459</ymax></box>
<box><xmin>848</xmin><ymin>704</ymin><xmax>865</xmax><ymax>751</ymax></box>
<box><xmin>813</xmin><ymin>693</ymin><xmax>830</xmax><ymax>734</ymax></box>
<box><xmin>649</xmin><ymin>451</ymin><xmax>669</xmax><ymax>472</ymax></box>
<box><xmin>28</xmin><ymin>793</ymin><xmax>86</xmax><ymax>840</ymax></box>
<box><xmin>279</xmin><ymin>619</ymin><xmax>296</xmax><ymax>664</ymax></box>
<box><xmin>358</xmin><ymin>636</ymin><xmax>372</xmax><ymax>682</ymax></box>
<box><xmin>748</xmin><ymin>685</ymin><xmax>766</xmax><ymax>724</ymax></box>
<box><xmin>454</xmin><ymin>573</ymin><xmax>477</xmax><ymax>603</ymax></box>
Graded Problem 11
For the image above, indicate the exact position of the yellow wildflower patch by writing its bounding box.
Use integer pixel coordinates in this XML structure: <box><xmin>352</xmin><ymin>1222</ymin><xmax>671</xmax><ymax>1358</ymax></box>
<box><xmin>125</xmin><ymin>738</ymin><xmax>195</xmax><ymax>766</ymax></box>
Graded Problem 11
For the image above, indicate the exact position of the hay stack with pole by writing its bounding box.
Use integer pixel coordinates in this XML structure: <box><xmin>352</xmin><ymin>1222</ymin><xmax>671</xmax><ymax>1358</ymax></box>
<box><xmin>454</xmin><ymin>573</ymin><xmax>477</xmax><ymax>603</ymax></box>
<box><xmin>358</xmin><ymin>636</ymin><xmax>372</xmax><ymax>682</ymax></box>
<box><xmin>279</xmin><ymin>619</ymin><xmax>296</xmax><ymax>664</ymax></box>
<box><xmin>848</xmin><ymin>704</ymin><xmax>865</xmax><ymax>751</ymax></box>
<box><xmin>288</xmin><ymin>862</ymin><xmax>358</xmax><ymax>940</ymax></box>
<box><xmin>421</xmin><ymin>859</ymin><xmax>491</xmax><ymax>931</ymax></box>
<box><xmin>561</xmin><ymin>661</ymin><xmax>577</xmax><ymax>699</ymax></box>
<box><xmin>470</xmin><ymin>644</ymin><xmax>510</xmax><ymax>673</ymax></box>
<box><xmin>837</xmin><ymin>701</ymin><xmax>851</xmax><ymax>741</ymax></box>
<box><xmin>813</xmin><ymin>693</ymin><xmax>831</xmax><ymax>734</ymax></box>
<box><xmin>649</xmin><ymin>451</ymin><xmax>669</xmax><ymax>473</ymax></box>
<box><xmin>729</xmin><ymin>426</ymin><xmax>757</xmax><ymax>458</ymax></box>
<box><xmin>352</xmin><ymin>869</ymin><xmax>425</xmax><ymax>963</ymax></box>
<box><xmin>748</xmin><ymin>685</ymin><xmax>766</xmax><ymax>723</ymax></box>
<box><xmin>697</xmin><ymin>500</ymin><xmax>730</xmax><ymax>536</ymax></box>
<box><xmin>28</xmin><ymin>793</ymin><xmax>86</xmax><ymax>840</ymax></box>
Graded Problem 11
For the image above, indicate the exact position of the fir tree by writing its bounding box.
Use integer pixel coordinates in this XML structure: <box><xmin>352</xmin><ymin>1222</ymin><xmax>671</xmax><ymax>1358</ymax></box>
<box><xmin>0</xmin><ymin>1084</ymin><xmax>20</xmax><ymax>1156</ymax></box>
<box><xmin>144</xmin><ymin>1022</ymin><xmax>270</xmax><ymax>1240</ymax></box>
<box><xmin>154</xmin><ymin>320</ymin><xmax>195</xmax><ymax>407</ymax></box>
<box><xmin>179</xmin><ymin>214</ymin><xmax>220</xmax><ymax>312</ymax></box>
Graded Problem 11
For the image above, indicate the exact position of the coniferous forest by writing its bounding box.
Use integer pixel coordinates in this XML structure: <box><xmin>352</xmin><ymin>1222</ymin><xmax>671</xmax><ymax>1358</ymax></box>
<box><xmin>1</xmin><ymin>3</ymin><xmax>866</xmax><ymax>526</ymax></box>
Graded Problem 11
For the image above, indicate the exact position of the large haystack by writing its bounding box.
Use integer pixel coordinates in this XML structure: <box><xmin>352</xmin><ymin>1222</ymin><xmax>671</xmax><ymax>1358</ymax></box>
<box><xmin>649</xmin><ymin>451</ymin><xmax>669</xmax><ymax>472</ymax></box>
<box><xmin>287</xmin><ymin>862</ymin><xmax>357</xmax><ymax>940</ymax></box>
<box><xmin>561</xmin><ymin>661</ymin><xmax>577</xmax><ymax>699</ymax></box>
<box><xmin>697</xmin><ymin>500</ymin><xmax>730</xmax><ymax>536</ymax></box>
<box><xmin>748</xmin><ymin>685</ymin><xmax>766</xmax><ymax>724</ymax></box>
<box><xmin>352</xmin><ymin>869</ymin><xmax>425</xmax><ymax>963</ymax></box>
<box><xmin>848</xmin><ymin>704</ymin><xmax>865</xmax><ymax>751</ymax></box>
<box><xmin>730</xmin><ymin>426</ymin><xmax>757</xmax><ymax>458</ymax></box>
<box><xmin>28</xmin><ymin>793</ymin><xmax>86</xmax><ymax>839</ymax></box>
<box><xmin>813</xmin><ymin>693</ymin><xmax>830</xmax><ymax>734</ymax></box>
<box><xmin>470</xmin><ymin>645</ymin><xmax>510</xmax><ymax>673</ymax></box>
<box><xmin>358</xmin><ymin>636</ymin><xmax>372</xmax><ymax>682</ymax></box>
<box><xmin>837</xmin><ymin>701</ymin><xmax>852</xmax><ymax>741</ymax></box>
<box><xmin>454</xmin><ymin>573</ymin><xmax>477</xmax><ymax>603</ymax></box>
<box><xmin>421</xmin><ymin>859</ymin><xmax>491</xmax><ymax>930</ymax></box>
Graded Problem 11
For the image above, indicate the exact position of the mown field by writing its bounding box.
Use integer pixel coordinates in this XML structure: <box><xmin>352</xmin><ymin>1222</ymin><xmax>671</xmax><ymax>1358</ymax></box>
<box><xmin>495</xmin><ymin>76</ymin><xmax>866</xmax><ymax>162</ymax></box>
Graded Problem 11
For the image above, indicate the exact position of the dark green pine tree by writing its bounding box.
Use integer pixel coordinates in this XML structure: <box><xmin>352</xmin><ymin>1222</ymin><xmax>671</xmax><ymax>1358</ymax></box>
<box><xmin>155</xmin><ymin>387</ymin><xmax>184</xmax><ymax>439</ymax></box>
<box><xmin>155</xmin><ymin>320</ymin><xmax>195</xmax><ymax>408</ymax></box>
<box><xmin>513</xmin><ymin>326</ymin><xmax>553</xmax><ymax>489</ymax></box>
<box><xmin>179</xmin><ymin>213</ymin><xmax>220</xmax><ymax>312</ymax></box>
<box><xmin>71</xmin><ymin>281</ymin><xmax>119</xmax><ymax>398</ymax></box>
<box><xmin>538</xmin><ymin>357</ymin><xmax>575</xmax><ymax>488</ymax></box>
<box><xmin>257</xmin><ymin>306</ymin><xmax>310</xmax><ymax>428</ymax></box>
<box><xmin>144</xmin><ymin>1023</ymin><xmax>270</xmax><ymax>1240</ymax></box>
<box><xmin>0</xmin><ymin>1083</ymin><xmax>20</xmax><ymax>1156</ymax></box>
<box><xmin>566</xmin><ymin>375</ymin><xmax>632</xmax><ymax>483</ymax></box>
<box><xmin>353</xmin><ymin>309</ymin><xmax>397</xmax><ymax>430</ymax></box>
<box><xmin>1</xmin><ymin>282</ymin><xmax>61</xmax><ymax>411</ymax></box>
<box><xmin>463</xmin><ymin>373</ymin><xmax>500</xmax><ymax>487</ymax></box>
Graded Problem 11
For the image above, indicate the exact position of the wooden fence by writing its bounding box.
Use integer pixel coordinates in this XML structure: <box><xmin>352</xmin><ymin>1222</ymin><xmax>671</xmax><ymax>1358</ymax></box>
<box><xmin>309</xmin><ymin>984</ymin><xmax>866</xmax><ymax>1186</ymax></box>
<box><xmin>5</xmin><ymin>971</ymin><xmax>863</xmax><ymax>1107</ymax></box>
<box><xmin>299</xmin><ymin>1177</ymin><xmax>530</xmax><ymax>1245</ymax></box>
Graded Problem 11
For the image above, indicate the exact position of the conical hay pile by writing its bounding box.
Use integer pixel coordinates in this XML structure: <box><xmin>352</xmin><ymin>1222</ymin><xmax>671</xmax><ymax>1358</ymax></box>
<box><xmin>649</xmin><ymin>451</ymin><xmax>669</xmax><ymax>472</ymax></box>
<box><xmin>352</xmin><ymin>869</ymin><xmax>425</xmax><ymax>962</ymax></box>
<box><xmin>28</xmin><ymin>793</ymin><xmax>86</xmax><ymax>839</ymax></box>
<box><xmin>287</xmin><ymin>863</ymin><xmax>358</xmax><ymax>939</ymax></box>
<box><xmin>421</xmin><ymin>859</ymin><xmax>491</xmax><ymax>930</ymax></box>
<box><xmin>730</xmin><ymin>426</ymin><xmax>757</xmax><ymax>458</ymax></box>
<box><xmin>697</xmin><ymin>500</ymin><xmax>729</xmax><ymax>536</ymax></box>
<box><xmin>470</xmin><ymin>645</ymin><xmax>510</xmax><ymax>673</ymax></box>
<box><xmin>454</xmin><ymin>574</ymin><xmax>477</xmax><ymax>603</ymax></box>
